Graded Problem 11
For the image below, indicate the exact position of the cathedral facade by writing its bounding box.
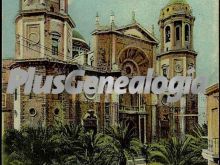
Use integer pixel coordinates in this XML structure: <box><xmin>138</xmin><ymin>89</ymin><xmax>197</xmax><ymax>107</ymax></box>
<box><xmin>2</xmin><ymin>0</ymin><xmax>198</xmax><ymax>143</ymax></box>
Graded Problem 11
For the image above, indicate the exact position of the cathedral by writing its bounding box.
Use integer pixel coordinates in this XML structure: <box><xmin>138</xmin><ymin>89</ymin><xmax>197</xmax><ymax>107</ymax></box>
<box><xmin>2</xmin><ymin>0</ymin><xmax>198</xmax><ymax>143</ymax></box>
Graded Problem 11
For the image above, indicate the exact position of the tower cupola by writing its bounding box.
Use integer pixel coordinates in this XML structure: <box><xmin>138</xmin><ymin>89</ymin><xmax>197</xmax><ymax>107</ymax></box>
<box><xmin>158</xmin><ymin>0</ymin><xmax>195</xmax><ymax>52</ymax></box>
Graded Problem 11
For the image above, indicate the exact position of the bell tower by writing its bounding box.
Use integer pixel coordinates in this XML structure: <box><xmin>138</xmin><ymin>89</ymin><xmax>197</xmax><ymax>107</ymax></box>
<box><xmin>157</xmin><ymin>0</ymin><xmax>198</xmax><ymax>138</ymax></box>
<box><xmin>20</xmin><ymin>0</ymin><xmax>68</xmax><ymax>13</ymax></box>
<box><xmin>13</xmin><ymin>0</ymin><xmax>75</xmax><ymax>130</ymax></box>
<box><xmin>159</xmin><ymin>0</ymin><xmax>194</xmax><ymax>53</ymax></box>
<box><xmin>16</xmin><ymin>0</ymin><xmax>74</xmax><ymax>60</ymax></box>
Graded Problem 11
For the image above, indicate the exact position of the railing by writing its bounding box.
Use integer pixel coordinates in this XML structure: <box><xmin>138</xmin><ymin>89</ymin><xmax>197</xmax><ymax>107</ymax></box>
<box><xmin>208</xmin><ymin>138</ymin><xmax>219</xmax><ymax>155</ymax></box>
<box><xmin>79</xmin><ymin>64</ymin><xmax>107</xmax><ymax>73</ymax></box>
<box><xmin>119</xmin><ymin>105</ymin><xmax>146</xmax><ymax>112</ymax></box>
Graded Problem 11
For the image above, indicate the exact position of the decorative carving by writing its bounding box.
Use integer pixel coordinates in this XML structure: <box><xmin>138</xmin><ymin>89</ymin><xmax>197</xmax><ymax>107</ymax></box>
<box><xmin>160</xmin><ymin>108</ymin><xmax>169</xmax><ymax>121</ymax></box>
<box><xmin>119</xmin><ymin>47</ymin><xmax>149</xmax><ymax>76</ymax></box>
<box><xmin>29</xmin><ymin>32</ymin><xmax>40</xmax><ymax>45</ymax></box>
<box><xmin>175</xmin><ymin>64</ymin><xmax>183</xmax><ymax>73</ymax></box>
<box><xmin>97</xmin><ymin>48</ymin><xmax>107</xmax><ymax>70</ymax></box>
<box><xmin>174</xmin><ymin>59</ymin><xmax>183</xmax><ymax>74</ymax></box>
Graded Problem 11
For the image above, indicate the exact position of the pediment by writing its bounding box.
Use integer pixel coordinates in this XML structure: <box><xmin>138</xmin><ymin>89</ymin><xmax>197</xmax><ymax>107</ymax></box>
<box><xmin>116</xmin><ymin>23</ymin><xmax>158</xmax><ymax>43</ymax></box>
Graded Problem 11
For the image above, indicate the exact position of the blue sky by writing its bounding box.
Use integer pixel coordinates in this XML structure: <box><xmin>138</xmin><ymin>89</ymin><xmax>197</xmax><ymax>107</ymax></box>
<box><xmin>2</xmin><ymin>0</ymin><xmax>219</xmax><ymax>124</ymax></box>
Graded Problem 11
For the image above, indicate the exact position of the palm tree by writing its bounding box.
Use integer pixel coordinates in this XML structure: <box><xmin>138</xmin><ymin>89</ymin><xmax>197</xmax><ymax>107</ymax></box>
<box><xmin>61</xmin><ymin>129</ymin><xmax>112</xmax><ymax>165</ymax></box>
<box><xmin>50</xmin><ymin>123</ymin><xmax>83</xmax><ymax>164</ymax></box>
<box><xmin>148</xmin><ymin>135</ymin><xmax>207</xmax><ymax>165</ymax></box>
<box><xmin>192</xmin><ymin>124</ymin><xmax>208</xmax><ymax>138</ymax></box>
<box><xmin>78</xmin><ymin>130</ymin><xmax>113</xmax><ymax>165</ymax></box>
<box><xmin>3</xmin><ymin>126</ymin><xmax>56</xmax><ymax>165</ymax></box>
<box><xmin>3</xmin><ymin>129</ymin><xmax>28</xmax><ymax>164</ymax></box>
<box><xmin>190</xmin><ymin>124</ymin><xmax>208</xmax><ymax>165</ymax></box>
<box><xmin>105</xmin><ymin>123</ymin><xmax>143</xmax><ymax>165</ymax></box>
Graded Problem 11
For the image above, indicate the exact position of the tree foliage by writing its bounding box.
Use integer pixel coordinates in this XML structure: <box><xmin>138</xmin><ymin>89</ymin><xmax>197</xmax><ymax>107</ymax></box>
<box><xmin>3</xmin><ymin>124</ymin><xmax>207</xmax><ymax>165</ymax></box>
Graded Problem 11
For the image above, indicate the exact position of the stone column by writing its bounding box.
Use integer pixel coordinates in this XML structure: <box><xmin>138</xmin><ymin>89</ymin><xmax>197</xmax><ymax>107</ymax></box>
<box><xmin>64</xmin><ymin>21</ymin><xmax>67</xmax><ymax>61</ymax></box>
<box><xmin>180</xmin><ymin>96</ymin><xmax>186</xmax><ymax>136</ymax></box>
<box><xmin>2</xmin><ymin>112</ymin><xmax>4</xmax><ymax>135</ymax></box>
<box><xmin>160</xmin><ymin>26</ymin><xmax>164</xmax><ymax>52</ymax></box>
<box><xmin>152</xmin><ymin>106</ymin><xmax>157</xmax><ymax>141</ymax></box>
<box><xmin>182</xmin><ymin>21</ymin><xmax>185</xmax><ymax>49</ymax></box>
<box><xmin>40</xmin><ymin>18</ymin><xmax>45</xmax><ymax>58</ymax></box>
<box><xmin>191</xmin><ymin>23</ymin><xmax>194</xmax><ymax>50</ymax></box>
<box><xmin>139</xmin><ymin>115</ymin><xmax>141</xmax><ymax>141</ymax></box>
<box><xmin>112</xmin><ymin>34</ymin><xmax>116</xmax><ymax>67</ymax></box>
<box><xmin>14</xmin><ymin>87</ymin><xmax>21</xmax><ymax>130</ymax></box>
<box><xmin>144</xmin><ymin>116</ymin><xmax>147</xmax><ymax>143</ymax></box>
<box><xmin>171</xmin><ymin>22</ymin><xmax>175</xmax><ymax>50</ymax></box>
<box><xmin>20</xmin><ymin>19</ymin><xmax>24</xmax><ymax>59</ymax></box>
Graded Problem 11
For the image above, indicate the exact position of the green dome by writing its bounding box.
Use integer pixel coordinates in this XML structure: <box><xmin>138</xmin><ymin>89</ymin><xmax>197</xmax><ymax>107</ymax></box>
<box><xmin>168</xmin><ymin>0</ymin><xmax>188</xmax><ymax>5</ymax></box>
<box><xmin>72</xmin><ymin>29</ymin><xmax>85</xmax><ymax>41</ymax></box>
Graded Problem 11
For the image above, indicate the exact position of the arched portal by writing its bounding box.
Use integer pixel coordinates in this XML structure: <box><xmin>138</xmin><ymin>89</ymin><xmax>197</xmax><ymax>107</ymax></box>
<box><xmin>118</xmin><ymin>47</ymin><xmax>149</xmax><ymax>142</ymax></box>
<box><xmin>118</xmin><ymin>47</ymin><xmax>149</xmax><ymax>109</ymax></box>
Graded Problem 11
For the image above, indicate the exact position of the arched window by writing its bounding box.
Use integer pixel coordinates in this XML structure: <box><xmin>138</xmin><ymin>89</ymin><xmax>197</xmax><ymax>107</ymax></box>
<box><xmin>162</xmin><ymin>64</ymin><xmax>169</xmax><ymax>77</ymax></box>
<box><xmin>51</xmin><ymin>32</ymin><xmax>61</xmax><ymax>56</ymax></box>
<box><xmin>185</xmin><ymin>24</ymin><xmax>190</xmax><ymax>41</ymax></box>
<box><xmin>50</xmin><ymin>5</ymin><xmax>54</xmax><ymax>12</ymax></box>
<box><xmin>52</xmin><ymin>38</ymin><xmax>58</xmax><ymax>55</ymax></box>
<box><xmin>165</xmin><ymin>26</ymin><xmax>171</xmax><ymax>42</ymax></box>
<box><xmin>163</xmin><ymin>68</ymin><xmax>167</xmax><ymax>77</ymax></box>
<box><xmin>176</xmin><ymin>26</ymin><xmax>180</xmax><ymax>41</ymax></box>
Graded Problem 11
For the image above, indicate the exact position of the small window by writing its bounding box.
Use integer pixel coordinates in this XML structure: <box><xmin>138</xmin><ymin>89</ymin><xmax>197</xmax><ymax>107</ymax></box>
<box><xmin>54</xmin><ymin>108</ymin><xmax>60</xmax><ymax>116</ymax></box>
<box><xmin>15</xmin><ymin>89</ymin><xmax>18</xmax><ymax>101</ymax></box>
<box><xmin>176</xmin><ymin>27</ymin><xmax>180</xmax><ymax>41</ymax></box>
<box><xmin>52</xmin><ymin>38</ymin><xmax>59</xmax><ymax>55</ymax></box>
<box><xmin>29</xmin><ymin>108</ymin><xmax>37</xmax><ymax>117</ymax></box>
<box><xmin>185</xmin><ymin>24</ymin><xmax>190</xmax><ymax>41</ymax></box>
<box><xmin>163</xmin><ymin>68</ymin><xmax>167</xmax><ymax>77</ymax></box>
<box><xmin>165</xmin><ymin>26</ymin><xmax>171</xmax><ymax>43</ymax></box>
<box><xmin>167</xmin><ymin>8</ymin><xmax>169</xmax><ymax>12</ymax></box>
<box><xmin>91</xmin><ymin>60</ymin><xmax>94</xmax><ymax>66</ymax></box>
<box><xmin>162</xmin><ymin>65</ymin><xmax>168</xmax><ymax>77</ymax></box>
<box><xmin>50</xmin><ymin>6</ymin><xmax>54</xmax><ymax>12</ymax></box>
